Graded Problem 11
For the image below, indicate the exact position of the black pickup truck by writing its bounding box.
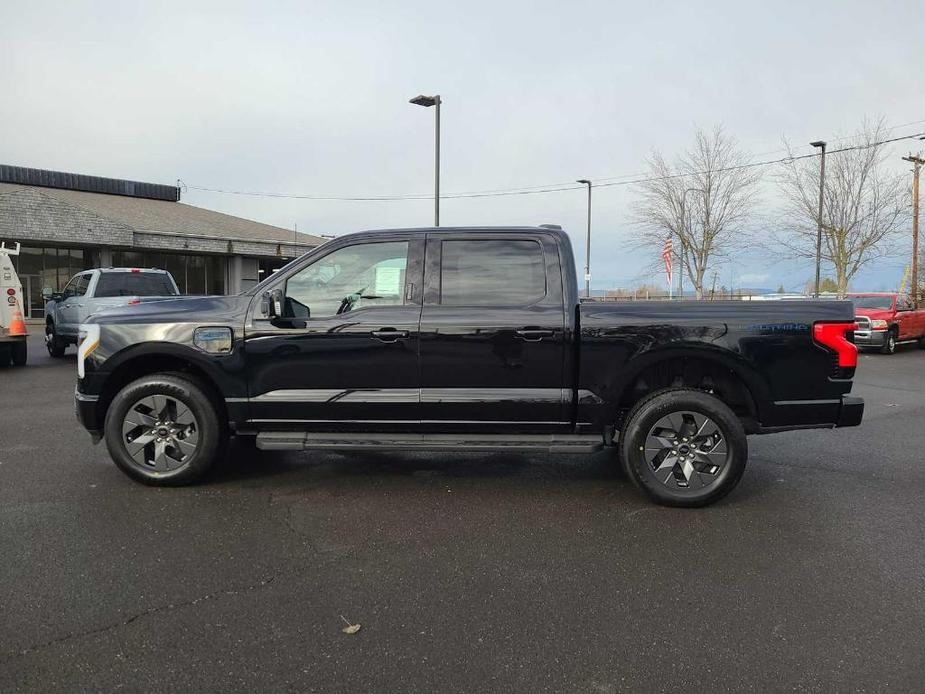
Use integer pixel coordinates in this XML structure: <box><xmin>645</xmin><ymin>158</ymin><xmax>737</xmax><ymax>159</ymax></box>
<box><xmin>75</xmin><ymin>226</ymin><xmax>863</xmax><ymax>506</ymax></box>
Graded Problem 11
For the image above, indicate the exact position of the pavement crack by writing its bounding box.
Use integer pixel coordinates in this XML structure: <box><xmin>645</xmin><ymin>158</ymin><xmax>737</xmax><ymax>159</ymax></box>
<box><xmin>268</xmin><ymin>491</ymin><xmax>319</xmax><ymax>553</ymax></box>
<box><xmin>1</xmin><ymin>572</ymin><xmax>282</xmax><ymax>663</ymax></box>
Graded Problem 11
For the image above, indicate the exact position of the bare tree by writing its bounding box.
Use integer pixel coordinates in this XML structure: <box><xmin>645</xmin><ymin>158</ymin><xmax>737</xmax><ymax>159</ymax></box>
<box><xmin>776</xmin><ymin>119</ymin><xmax>909</xmax><ymax>297</ymax></box>
<box><xmin>634</xmin><ymin>126</ymin><xmax>762</xmax><ymax>298</ymax></box>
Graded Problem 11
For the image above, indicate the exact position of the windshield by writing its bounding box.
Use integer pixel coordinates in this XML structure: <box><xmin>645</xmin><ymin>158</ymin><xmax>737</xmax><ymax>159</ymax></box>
<box><xmin>851</xmin><ymin>296</ymin><xmax>893</xmax><ymax>310</ymax></box>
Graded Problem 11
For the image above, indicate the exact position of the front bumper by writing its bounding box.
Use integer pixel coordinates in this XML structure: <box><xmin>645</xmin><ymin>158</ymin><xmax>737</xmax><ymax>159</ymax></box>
<box><xmin>75</xmin><ymin>387</ymin><xmax>103</xmax><ymax>443</ymax></box>
<box><xmin>853</xmin><ymin>329</ymin><xmax>887</xmax><ymax>347</ymax></box>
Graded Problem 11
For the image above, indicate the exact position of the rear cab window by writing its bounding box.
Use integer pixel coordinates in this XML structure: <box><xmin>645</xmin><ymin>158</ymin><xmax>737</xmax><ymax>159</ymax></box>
<box><xmin>94</xmin><ymin>272</ymin><xmax>177</xmax><ymax>298</ymax></box>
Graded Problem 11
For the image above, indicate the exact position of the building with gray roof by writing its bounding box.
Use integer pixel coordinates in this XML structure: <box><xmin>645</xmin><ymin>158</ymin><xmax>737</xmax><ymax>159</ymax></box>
<box><xmin>0</xmin><ymin>165</ymin><xmax>323</xmax><ymax>318</ymax></box>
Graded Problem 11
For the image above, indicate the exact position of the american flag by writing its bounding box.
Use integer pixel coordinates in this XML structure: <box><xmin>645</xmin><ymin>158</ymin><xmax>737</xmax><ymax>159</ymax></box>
<box><xmin>662</xmin><ymin>237</ymin><xmax>673</xmax><ymax>287</ymax></box>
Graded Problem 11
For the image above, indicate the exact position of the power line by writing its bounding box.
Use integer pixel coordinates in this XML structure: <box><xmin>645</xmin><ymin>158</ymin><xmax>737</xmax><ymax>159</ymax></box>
<box><xmin>184</xmin><ymin>127</ymin><xmax>925</xmax><ymax>203</ymax></box>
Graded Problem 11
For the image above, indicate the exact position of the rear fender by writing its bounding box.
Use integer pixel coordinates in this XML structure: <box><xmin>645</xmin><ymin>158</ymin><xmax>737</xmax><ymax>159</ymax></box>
<box><xmin>585</xmin><ymin>344</ymin><xmax>771</xmax><ymax>426</ymax></box>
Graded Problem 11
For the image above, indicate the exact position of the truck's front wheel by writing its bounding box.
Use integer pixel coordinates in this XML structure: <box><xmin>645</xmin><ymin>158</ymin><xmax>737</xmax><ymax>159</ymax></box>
<box><xmin>619</xmin><ymin>388</ymin><xmax>747</xmax><ymax>507</ymax></box>
<box><xmin>104</xmin><ymin>374</ymin><xmax>227</xmax><ymax>486</ymax></box>
<box><xmin>45</xmin><ymin>323</ymin><xmax>67</xmax><ymax>357</ymax></box>
<box><xmin>881</xmin><ymin>329</ymin><xmax>897</xmax><ymax>355</ymax></box>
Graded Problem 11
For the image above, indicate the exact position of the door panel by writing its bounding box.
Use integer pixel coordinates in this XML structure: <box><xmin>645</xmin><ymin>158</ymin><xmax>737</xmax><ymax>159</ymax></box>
<box><xmin>418</xmin><ymin>233</ymin><xmax>568</xmax><ymax>426</ymax></box>
<box><xmin>244</xmin><ymin>236</ymin><xmax>424</xmax><ymax>425</ymax></box>
<box><xmin>56</xmin><ymin>273</ymin><xmax>90</xmax><ymax>335</ymax></box>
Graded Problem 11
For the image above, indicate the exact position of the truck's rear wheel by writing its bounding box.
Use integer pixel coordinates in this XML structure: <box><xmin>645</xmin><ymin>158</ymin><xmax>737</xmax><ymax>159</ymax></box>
<box><xmin>45</xmin><ymin>323</ymin><xmax>67</xmax><ymax>357</ymax></box>
<box><xmin>619</xmin><ymin>388</ymin><xmax>747</xmax><ymax>507</ymax></box>
<box><xmin>11</xmin><ymin>341</ymin><xmax>26</xmax><ymax>366</ymax></box>
<box><xmin>104</xmin><ymin>374</ymin><xmax>227</xmax><ymax>486</ymax></box>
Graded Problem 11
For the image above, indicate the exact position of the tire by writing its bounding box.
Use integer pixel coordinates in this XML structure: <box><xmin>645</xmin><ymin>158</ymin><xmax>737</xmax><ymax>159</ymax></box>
<box><xmin>0</xmin><ymin>345</ymin><xmax>10</xmax><ymax>367</ymax></box>
<box><xmin>46</xmin><ymin>322</ymin><xmax>67</xmax><ymax>357</ymax></box>
<box><xmin>880</xmin><ymin>329</ymin><xmax>897</xmax><ymax>355</ymax></box>
<box><xmin>619</xmin><ymin>388</ymin><xmax>748</xmax><ymax>508</ymax></box>
<box><xmin>11</xmin><ymin>341</ymin><xmax>26</xmax><ymax>366</ymax></box>
<box><xmin>104</xmin><ymin>373</ymin><xmax>228</xmax><ymax>486</ymax></box>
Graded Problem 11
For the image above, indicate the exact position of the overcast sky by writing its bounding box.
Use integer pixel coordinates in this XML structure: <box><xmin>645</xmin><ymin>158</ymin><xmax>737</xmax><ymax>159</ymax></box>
<box><xmin>2</xmin><ymin>0</ymin><xmax>924</xmax><ymax>292</ymax></box>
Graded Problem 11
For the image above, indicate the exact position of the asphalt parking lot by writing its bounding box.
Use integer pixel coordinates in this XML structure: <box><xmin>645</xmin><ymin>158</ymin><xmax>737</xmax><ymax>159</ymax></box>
<box><xmin>2</xmin><ymin>332</ymin><xmax>925</xmax><ymax>692</ymax></box>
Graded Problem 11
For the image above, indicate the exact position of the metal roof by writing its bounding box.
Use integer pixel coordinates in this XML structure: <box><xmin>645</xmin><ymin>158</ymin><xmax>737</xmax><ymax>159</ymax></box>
<box><xmin>0</xmin><ymin>164</ymin><xmax>179</xmax><ymax>202</ymax></box>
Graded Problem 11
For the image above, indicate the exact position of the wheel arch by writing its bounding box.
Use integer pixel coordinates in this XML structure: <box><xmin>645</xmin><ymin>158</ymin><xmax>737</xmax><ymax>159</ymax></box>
<box><xmin>607</xmin><ymin>346</ymin><xmax>769</xmax><ymax>432</ymax></box>
<box><xmin>97</xmin><ymin>346</ymin><xmax>231</xmax><ymax>430</ymax></box>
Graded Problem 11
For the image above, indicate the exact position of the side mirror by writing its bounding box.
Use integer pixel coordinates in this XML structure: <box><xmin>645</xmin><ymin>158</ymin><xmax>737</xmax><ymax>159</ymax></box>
<box><xmin>263</xmin><ymin>288</ymin><xmax>284</xmax><ymax>317</ymax></box>
<box><xmin>42</xmin><ymin>287</ymin><xmax>54</xmax><ymax>300</ymax></box>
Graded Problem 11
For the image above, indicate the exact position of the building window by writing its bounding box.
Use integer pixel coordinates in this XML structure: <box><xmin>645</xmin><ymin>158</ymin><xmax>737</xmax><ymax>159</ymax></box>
<box><xmin>9</xmin><ymin>246</ymin><xmax>91</xmax><ymax>318</ymax></box>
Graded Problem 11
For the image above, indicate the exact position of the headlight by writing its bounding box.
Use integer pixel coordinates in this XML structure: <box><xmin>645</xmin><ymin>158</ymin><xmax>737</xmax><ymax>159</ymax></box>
<box><xmin>77</xmin><ymin>324</ymin><xmax>100</xmax><ymax>378</ymax></box>
<box><xmin>870</xmin><ymin>319</ymin><xmax>888</xmax><ymax>329</ymax></box>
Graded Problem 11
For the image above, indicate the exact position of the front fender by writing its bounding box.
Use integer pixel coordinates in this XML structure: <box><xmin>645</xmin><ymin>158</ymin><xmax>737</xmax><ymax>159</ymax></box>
<box><xmin>85</xmin><ymin>322</ymin><xmax>248</xmax><ymax>400</ymax></box>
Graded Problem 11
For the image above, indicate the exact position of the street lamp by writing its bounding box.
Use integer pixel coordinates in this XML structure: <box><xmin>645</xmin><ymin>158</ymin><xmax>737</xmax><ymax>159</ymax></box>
<box><xmin>810</xmin><ymin>140</ymin><xmax>827</xmax><ymax>298</ymax></box>
<box><xmin>409</xmin><ymin>94</ymin><xmax>441</xmax><ymax>226</ymax></box>
<box><xmin>576</xmin><ymin>179</ymin><xmax>592</xmax><ymax>298</ymax></box>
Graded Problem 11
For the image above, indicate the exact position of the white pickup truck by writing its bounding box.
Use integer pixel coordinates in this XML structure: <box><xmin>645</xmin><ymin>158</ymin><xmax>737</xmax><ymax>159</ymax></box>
<box><xmin>44</xmin><ymin>268</ymin><xmax>180</xmax><ymax>357</ymax></box>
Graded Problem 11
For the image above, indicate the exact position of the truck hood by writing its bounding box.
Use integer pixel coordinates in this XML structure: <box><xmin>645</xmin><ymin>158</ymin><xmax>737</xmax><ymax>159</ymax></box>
<box><xmin>86</xmin><ymin>295</ymin><xmax>253</xmax><ymax>325</ymax></box>
<box><xmin>854</xmin><ymin>308</ymin><xmax>894</xmax><ymax>321</ymax></box>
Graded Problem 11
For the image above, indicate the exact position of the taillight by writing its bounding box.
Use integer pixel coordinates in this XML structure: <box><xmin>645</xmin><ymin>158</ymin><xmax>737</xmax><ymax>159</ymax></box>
<box><xmin>813</xmin><ymin>321</ymin><xmax>858</xmax><ymax>369</ymax></box>
<box><xmin>6</xmin><ymin>288</ymin><xmax>14</xmax><ymax>295</ymax></box>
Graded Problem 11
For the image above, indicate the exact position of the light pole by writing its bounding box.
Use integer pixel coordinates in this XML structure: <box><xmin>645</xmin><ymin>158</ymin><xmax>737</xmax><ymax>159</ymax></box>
<box><xmin>810</xmin><ymin>140</ymin><xmax>827</xmax><ymax>297</ymax></box>
<box><xmin>576</xmin><ymin>179</ymin><xmax>592</xmax><ymax>297</ymax></box>
<box><xmin>409</xmin><ymin>94</ymin><xmax>441</xmax><ymax>226</ymax></box>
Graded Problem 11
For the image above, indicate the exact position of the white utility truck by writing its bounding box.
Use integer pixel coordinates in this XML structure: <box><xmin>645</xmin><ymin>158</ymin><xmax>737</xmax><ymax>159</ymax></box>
<box><xmin>0</xmin><ymin>242</ymin><xmax>28</xmax><ymax>366</ymax></box>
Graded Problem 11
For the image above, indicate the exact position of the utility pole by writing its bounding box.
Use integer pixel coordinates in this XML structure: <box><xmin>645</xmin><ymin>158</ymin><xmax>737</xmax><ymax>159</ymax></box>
<box><xmin>902</xmin><ymin>152</ymin><xmax>923</xmax><ymax>307</ymax></box>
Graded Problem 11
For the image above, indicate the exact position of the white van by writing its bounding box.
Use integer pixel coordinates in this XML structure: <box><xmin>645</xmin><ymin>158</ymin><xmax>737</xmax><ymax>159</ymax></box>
<box><xmin>0</xmin><ymin>242</ymin><xmax>29</xmax><ymax>366</ymax></box>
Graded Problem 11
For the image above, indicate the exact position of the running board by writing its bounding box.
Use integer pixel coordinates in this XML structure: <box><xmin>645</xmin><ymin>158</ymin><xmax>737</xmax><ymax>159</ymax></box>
<box><xmin>255</xmin><ymin>431</ymin><xmax>605</xmax><ymax>454</ymax></box>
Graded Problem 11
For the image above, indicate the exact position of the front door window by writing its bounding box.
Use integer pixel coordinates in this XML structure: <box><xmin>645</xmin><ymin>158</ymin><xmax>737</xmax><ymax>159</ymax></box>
<box><xmin>284</xmin><ymin>241</ymin><xmax>409</xmax><ymax>319</ymax></box>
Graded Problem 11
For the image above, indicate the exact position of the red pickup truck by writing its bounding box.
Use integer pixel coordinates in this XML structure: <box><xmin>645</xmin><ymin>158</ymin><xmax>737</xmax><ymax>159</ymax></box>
<box><xmin>851</xmin><ymin>293</ymin><xmax>925</xmax><ymax>354</ymax></box>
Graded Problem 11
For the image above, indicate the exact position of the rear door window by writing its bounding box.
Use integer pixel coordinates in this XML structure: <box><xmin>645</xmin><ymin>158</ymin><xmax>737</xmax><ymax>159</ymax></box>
<box><xmin>94</xmin><ymin>272</ymin><xmax>177</xmax><ymax>298</ymax></box>
<box><xmin>439</xmin><ymin>239</ymin><xmax>546</xmax><ymax>306</ymax></box>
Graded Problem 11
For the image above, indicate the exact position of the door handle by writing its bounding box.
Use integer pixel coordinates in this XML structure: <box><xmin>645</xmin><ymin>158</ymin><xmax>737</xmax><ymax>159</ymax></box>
<box><xmin>515</xmin><ymin>328</ymin><xmax>554</xmax><ymax>342</ymax></box>
<box><xmin>371</xmin><ymin>328</ymin><xmax>410</xmax><ymax>342</ymax></box>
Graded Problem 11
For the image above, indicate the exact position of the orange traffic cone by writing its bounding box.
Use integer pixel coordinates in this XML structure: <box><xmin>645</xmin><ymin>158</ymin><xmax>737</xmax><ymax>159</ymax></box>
<box><xmin>8</xmin><ymin>300</ymin><xmax>27</xmax><ymax>336</ymax></box>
